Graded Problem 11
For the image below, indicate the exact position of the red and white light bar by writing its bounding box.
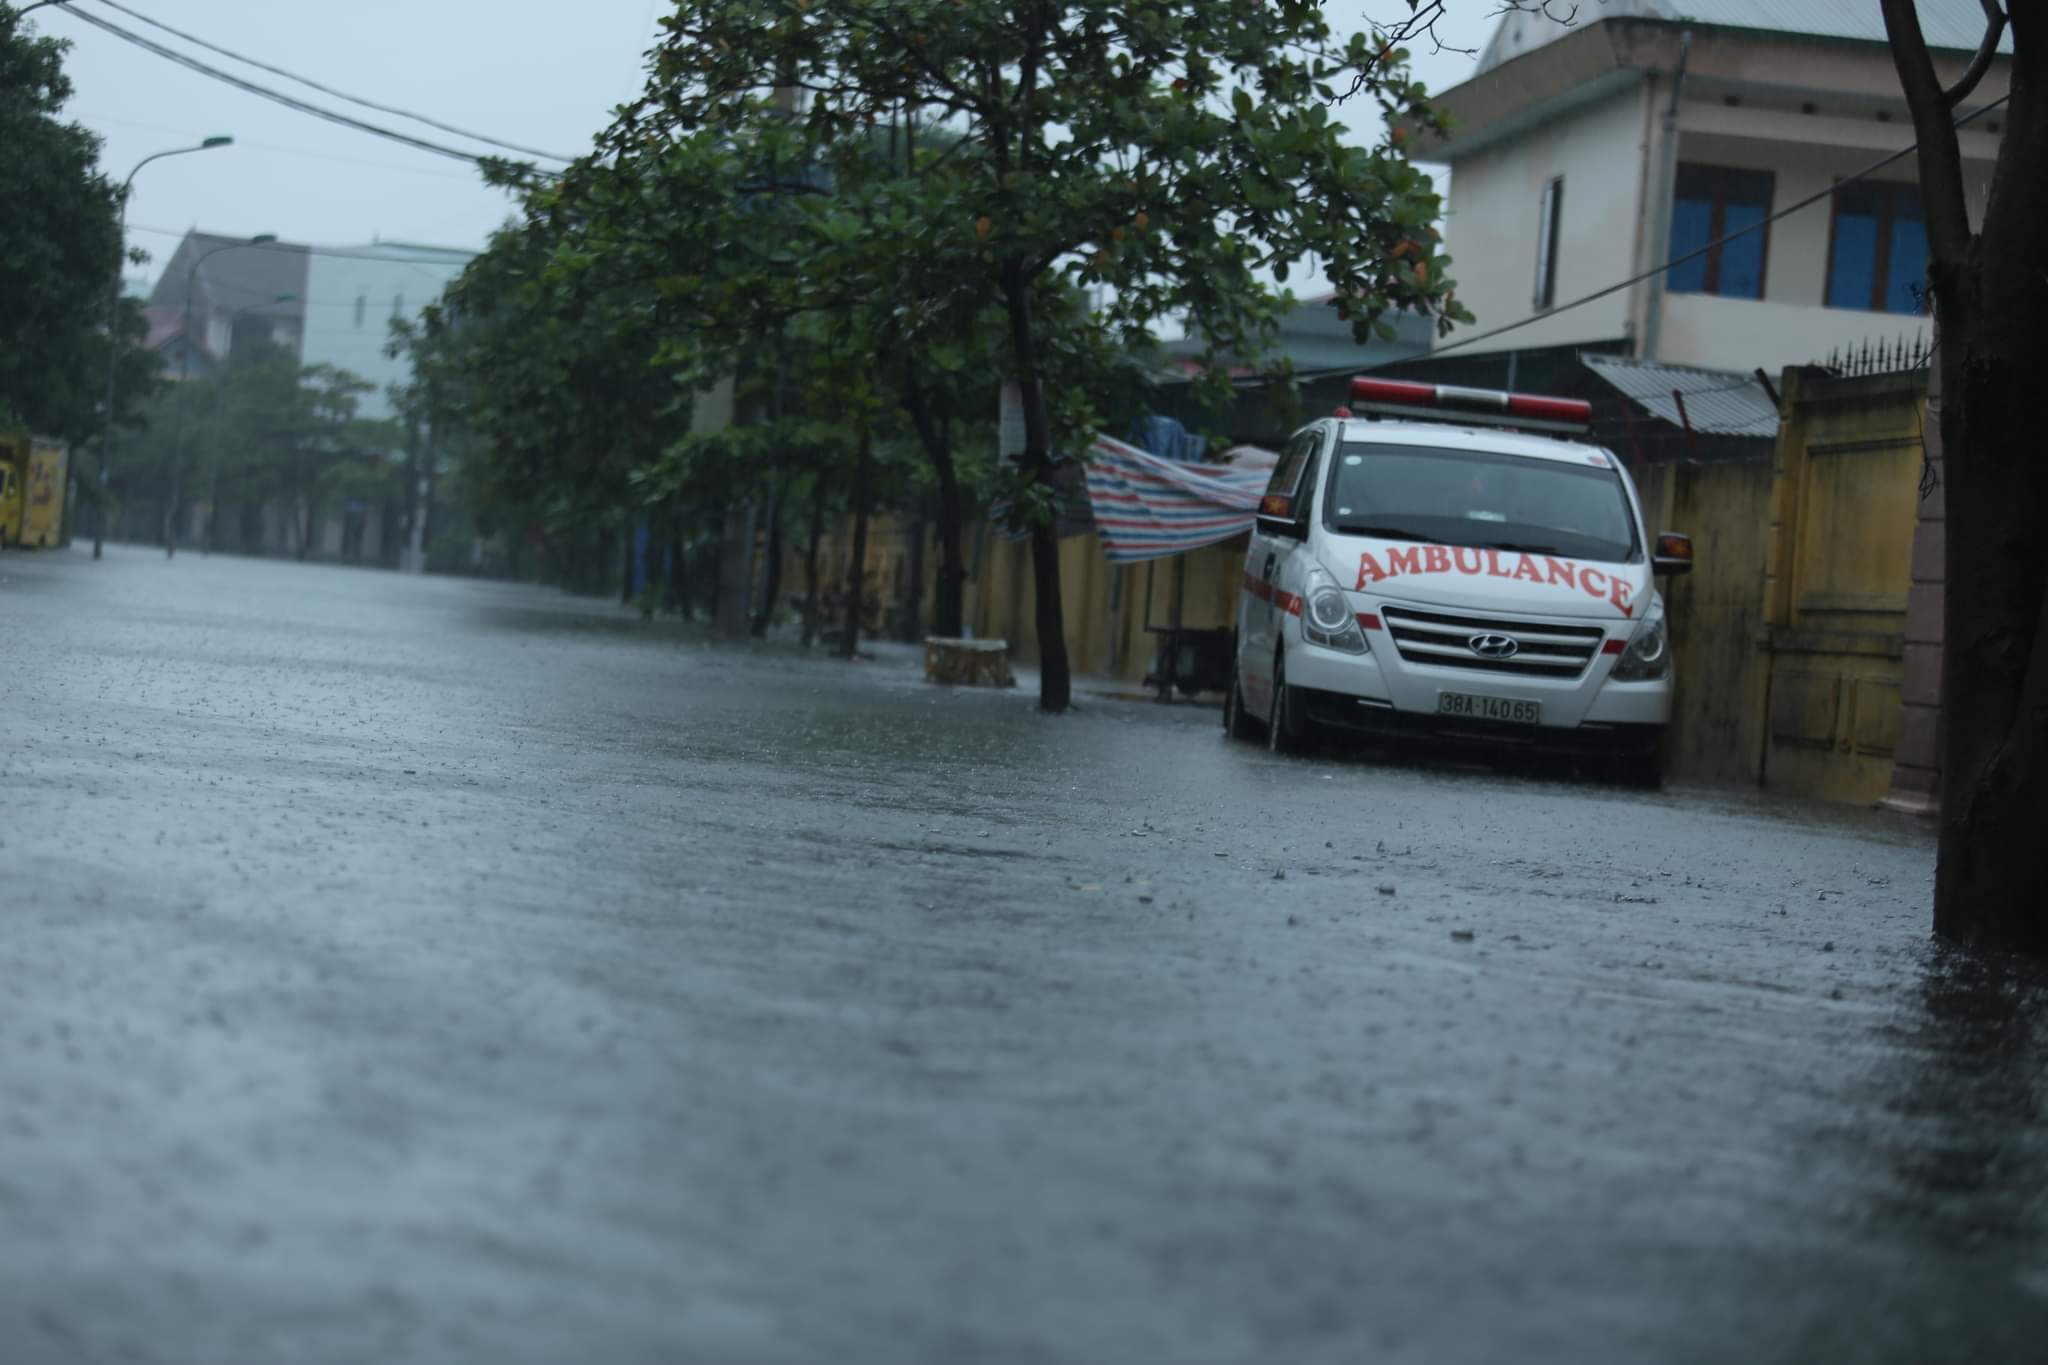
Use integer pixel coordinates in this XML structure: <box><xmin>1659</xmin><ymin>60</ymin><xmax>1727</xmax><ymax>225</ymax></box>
<box><xmin>1346</xmin><ymin>377</ymin><xmax>1593</xmax><ymax>434</ymax></box>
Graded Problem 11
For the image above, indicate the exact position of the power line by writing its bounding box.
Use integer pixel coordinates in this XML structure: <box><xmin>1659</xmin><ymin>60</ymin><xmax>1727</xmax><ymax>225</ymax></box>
<box><xmin>53</xmin><ymin>4</ymin><xmax>562</xmax><ymax>175</ymax></box>
<box><xmin>125</xmin><ymin>222</ymin><xmax>477</xmax><ymax>265</ymax></box>
<box><xmin>1279</xmin><ymin>94</ymin><xmax>2011</xmax><ymax>382</ymax></box>
<box><xmin>85</xmin><ymin>0</ymin><xmax>578</xmax><ymax>165</ymax></box>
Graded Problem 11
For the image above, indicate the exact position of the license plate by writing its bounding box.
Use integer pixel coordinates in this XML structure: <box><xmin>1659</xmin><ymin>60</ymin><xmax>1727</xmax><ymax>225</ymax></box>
<box><xmin>1437</xmin><ymin>692</ymin><xmax>1540</xmax><ymax>724</ymax></box>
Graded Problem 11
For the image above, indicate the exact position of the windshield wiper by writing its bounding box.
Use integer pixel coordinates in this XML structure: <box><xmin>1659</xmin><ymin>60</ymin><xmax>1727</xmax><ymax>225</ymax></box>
<box><xmin>1334</xmin><ymin>524</ymin><xmax>1434</xmax><ymax>542</ymax></box>
<box><xmin>1478</xmin><ymin>540</ymin><xmax>1564</xmax><ymax>555</ymax></box>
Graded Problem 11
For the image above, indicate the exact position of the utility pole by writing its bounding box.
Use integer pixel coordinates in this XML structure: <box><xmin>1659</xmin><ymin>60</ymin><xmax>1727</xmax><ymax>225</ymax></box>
<box><xmin>93</xmin><ymin>136</ymin><xmax>233</xmax><ymax>559</ymax></box>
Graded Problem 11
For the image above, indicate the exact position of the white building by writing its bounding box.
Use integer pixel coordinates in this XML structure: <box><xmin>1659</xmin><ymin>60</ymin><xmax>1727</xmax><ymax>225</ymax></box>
<box><xmin>301</xmin><ymin>241</ymin><xmax>474</xmax><ymax>421</ymax></box>
<box><xmin>1421</xmin><ymin>0</ymin><xmax>2010</xmax><ymax>375</ymax></box>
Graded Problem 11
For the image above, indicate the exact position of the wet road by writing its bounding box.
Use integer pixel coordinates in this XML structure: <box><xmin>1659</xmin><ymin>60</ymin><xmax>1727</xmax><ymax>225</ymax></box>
<box><xmin>3</xmin><ymin>546</ymin><xmax>2045</xmax><ymax>1364</ymax></box>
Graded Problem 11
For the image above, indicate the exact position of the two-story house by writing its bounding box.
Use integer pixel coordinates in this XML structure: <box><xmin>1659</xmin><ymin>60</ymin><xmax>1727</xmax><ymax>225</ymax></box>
<box><xmin>1419</xmin><ymin>0</ymin><xmax>2009</xmax><ymax>378</ymax></box>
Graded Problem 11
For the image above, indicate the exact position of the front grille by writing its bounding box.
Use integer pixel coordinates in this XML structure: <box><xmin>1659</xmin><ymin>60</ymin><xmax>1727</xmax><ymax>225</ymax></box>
<box><xmin>1380</xmin><ymin>605</ymin><xmax>1606</xmax><ymax>678</ymax></box>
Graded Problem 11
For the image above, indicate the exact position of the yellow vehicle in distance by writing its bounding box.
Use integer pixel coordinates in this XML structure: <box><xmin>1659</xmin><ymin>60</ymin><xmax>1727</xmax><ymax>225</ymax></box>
<box><xmin>0</xmin><ymin>433</ymin><xmax>69</xmax><ymax>550</ymax></box>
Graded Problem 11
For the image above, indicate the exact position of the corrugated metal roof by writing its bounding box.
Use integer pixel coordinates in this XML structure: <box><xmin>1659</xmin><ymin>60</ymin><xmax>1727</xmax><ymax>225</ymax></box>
<box><xmin>1653</xmin><ymin>0</ymin><xmax>2012</xmax><ymax>52</ymax></box>
<box><xmin>1582</xmin><ymin>353</ymin><xmax>1781</xmax><ymax>438</ymax></box>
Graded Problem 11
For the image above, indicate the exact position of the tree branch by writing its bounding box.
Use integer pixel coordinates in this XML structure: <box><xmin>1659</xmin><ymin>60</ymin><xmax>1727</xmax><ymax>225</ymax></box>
<box><xmin>1942</xmin><ymin>0</ymin><xmax>2008</xmax><ymax>109</ymax></box>
<box><xmin>1879</xmin><ymin>0</ymin><xmax>1973</xmax><ymax>261</ymax></box>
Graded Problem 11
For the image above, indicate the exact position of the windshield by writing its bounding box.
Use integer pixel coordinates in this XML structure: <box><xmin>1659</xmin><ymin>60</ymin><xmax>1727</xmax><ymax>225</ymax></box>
<box><xmin>1323</xmin><ymin>442</ymin><xmax>1640</xmax><ymax>564</ymax></box>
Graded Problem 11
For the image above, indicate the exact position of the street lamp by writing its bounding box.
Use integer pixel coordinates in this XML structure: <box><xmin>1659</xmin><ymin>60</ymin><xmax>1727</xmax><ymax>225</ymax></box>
<box><xmin>166</xmin><ymin>233</ymin><xmax>277</xmax><ymax>558</ymax></box>
<box><xmin>92</xmin><ymin>135</ymin><xmax>232</xmax><ymax>559</ymax></box>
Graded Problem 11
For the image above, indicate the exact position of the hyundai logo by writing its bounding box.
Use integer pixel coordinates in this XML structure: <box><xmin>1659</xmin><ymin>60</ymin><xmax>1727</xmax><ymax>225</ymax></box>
<box><xmin>1467</xmin><ymin>633</ymin><xmax>1519</xmax><ymax>659</ymax></box>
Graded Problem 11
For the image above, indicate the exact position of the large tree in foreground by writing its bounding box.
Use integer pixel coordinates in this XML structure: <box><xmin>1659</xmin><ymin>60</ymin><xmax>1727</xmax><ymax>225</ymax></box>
<box><xmin>640</xmin><ymin>0</ymin><xmax>1466</xmax><ymax>710</ymax></box>
<box><xmin>0</xmin><ymin>6</ymin><xmax>157</xmax><ymax>444</ymax></box>
<box><xmin>1880</xmin><ymin>0</ymin><xmax>2046</xmax><ymax>951</ymax></box>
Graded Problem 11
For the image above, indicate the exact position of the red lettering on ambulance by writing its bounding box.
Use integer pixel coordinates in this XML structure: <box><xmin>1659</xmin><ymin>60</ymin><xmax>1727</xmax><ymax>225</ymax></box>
<box><xmin>1422</xmin><ymin>545</ymin><xmax>1451</xmax><ymax>574</ymax></box>
<box><xmin>1580</xmin><ymin>568</ymin><xmax>1608</xmax><ymax>602</ymax></box>
<box><xmin>1512</xmin><ymin>553</ymin><xmax>1543</xmax><ymax>584</ymax></box>
<box><xmin>1483</xmin><ymin>549</ymin><xmax>1510</xmax><ymax>578</ymax></box>
<box><xmin>1386</xmin><ymin>546</ymin><xmax>1422</xmax><ymax>578</ymax></box>
<box><xmin>1609</xmin><ymin>574</ymin><xmax>1635</xmax><ymax>616</ymax></box>
<box><xmin>1355</xmin><ymin>552</ymin><xmax>1387</xmax><ymax>589</ymax></box>
<box><xmin>1453</xmin><ymin>547</ymin><xmax>1484</xmax><ymax>576</ymax></box>
<box><xmin>1544</xmin><ymin>557</ymin><xmax>1577</xmax><ymax>590</ymax></box>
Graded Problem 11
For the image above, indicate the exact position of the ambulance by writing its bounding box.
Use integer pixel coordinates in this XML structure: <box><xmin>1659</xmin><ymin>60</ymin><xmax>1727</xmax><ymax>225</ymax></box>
<box><xmin>1225</xmin><ymin>377</ymin><xmax>1693</xmax><ymax>785</ymax></box>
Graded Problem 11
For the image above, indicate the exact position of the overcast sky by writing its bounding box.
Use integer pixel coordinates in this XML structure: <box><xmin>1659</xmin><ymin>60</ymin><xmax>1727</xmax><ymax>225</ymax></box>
<box><xmin>33</xmin><ymin>0</ymin><xmax>1496</xmax><ymax>291</ymax></box>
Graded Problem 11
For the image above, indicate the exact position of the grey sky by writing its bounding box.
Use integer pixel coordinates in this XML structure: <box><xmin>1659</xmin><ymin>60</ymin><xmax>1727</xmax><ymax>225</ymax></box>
<box><xmin>34</xmin><ymin>0</ymin><xmax>1496</xmax><ymax>291</ymax></box>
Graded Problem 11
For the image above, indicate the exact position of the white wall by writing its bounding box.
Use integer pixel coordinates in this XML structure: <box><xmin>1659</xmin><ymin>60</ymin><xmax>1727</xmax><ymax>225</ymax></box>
<box><xmin>1437</xmin><ymin>81</ymin><xmax>1655</xmax><ymax>353</ymax></box>
<box><xmin>301</xmin><ymin>246</ymin><xmax>471</xmax><ymax>421</ymax></box>
<box><xmin>1650</xmin><ymin>118</ymin><xmax>1997</xmax><ymax>369</ymax></box>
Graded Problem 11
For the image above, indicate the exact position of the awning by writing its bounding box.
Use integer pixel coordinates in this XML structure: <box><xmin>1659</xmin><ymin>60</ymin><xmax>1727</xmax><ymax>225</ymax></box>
<box><xmin>1582</xmin><ymin>353</ymin><xmax>1781</xmax><ymax>439</ymax></box>
<box><xmin>1085</xmin><ymin>435</ymin><xmax>1274</xmax><ymax>563</ymax></box>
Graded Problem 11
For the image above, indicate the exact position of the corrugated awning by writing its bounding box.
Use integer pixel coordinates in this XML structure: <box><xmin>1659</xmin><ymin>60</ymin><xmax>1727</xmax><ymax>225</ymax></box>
<box><xmin>1582</xmin><ymin>353</ymin><xmax>1781</xmax><ymax>439</ymax></box>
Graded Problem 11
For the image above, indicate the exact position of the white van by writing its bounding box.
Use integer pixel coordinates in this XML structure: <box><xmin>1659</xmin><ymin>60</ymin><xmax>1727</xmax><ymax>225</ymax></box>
<box><xmin>1225</xmin><ymin>378</ymin><xmax>1693</xmax><ymax>784</ymax></box>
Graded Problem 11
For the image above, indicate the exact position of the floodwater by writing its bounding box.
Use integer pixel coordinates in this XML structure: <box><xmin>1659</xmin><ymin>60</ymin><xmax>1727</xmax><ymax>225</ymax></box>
<box><xmin>2</xmin><ymin>545</ymin><xmax>2043</xmax><ymax>1363</ymax></box>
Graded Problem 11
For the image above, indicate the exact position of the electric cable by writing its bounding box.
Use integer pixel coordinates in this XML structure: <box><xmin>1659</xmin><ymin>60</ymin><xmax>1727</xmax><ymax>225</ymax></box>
<box><xmin>54</xmin><ymin>4</ymin><xmax>563</xmax><ymax>175</ymax></box>
<box><xmin>85</xmin><ymin>0</ymin><xmax>577</xmax><ymax>164</ymax></box>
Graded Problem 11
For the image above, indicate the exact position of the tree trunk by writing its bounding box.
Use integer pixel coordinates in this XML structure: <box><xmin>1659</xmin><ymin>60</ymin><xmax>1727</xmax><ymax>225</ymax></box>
<box><xmin>899</xmin><ymin>498</ymin><xmax>929</xmax><ymax>643</ymax></box>
<box><xmin>839</xmin><ymin>428</ymin><xmax>873</xmax><ymax>661</ymax></box>
<box><xmin>802</xmin><ymin>474</ymin><xmax>826</xmax><ymax>648</ymax></box>
<box><xmin>752</xmin><ymin>481</ymin><xmax>786</xmax><ymax>637</ymax></box>
<box><xmin>999</xmin><ymin>256</ymin><xmax>1071</xmax><ymax>711</ymax></box>
<box><xmin>667</xmin><ymin>507</ymin><xmax>691</xmax><ymax>619</ymax></box>
<box><xmin>715</xmin><ymin>501</ymin><xmax>755</xmax><ymax>639</ymax></box>
<box><xmin>1885</xmin><ymin>0</ymin><xmax>2048</xmax><ymax>950</ymax></box>
<box><xmin>903</xmin><ymin>373</ymin><xmax>967</xmax><ymax>638</ymax></box>
<box><xmin>620</xmin><ymin>526</ymin><xmax>636</xmax><ymax>605</ymax></box>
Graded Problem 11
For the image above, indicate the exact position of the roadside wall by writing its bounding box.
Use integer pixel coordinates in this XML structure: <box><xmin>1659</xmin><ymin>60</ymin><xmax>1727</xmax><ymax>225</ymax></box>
<box><xmin>1632</xmin><ymin>454</ymin><xmax>1775</xmax><ymax>785</ymax></box>
<box><xmin>1758</xmin><ymin>366</ymin><xmax>1927</xmax><ymax>804</ymax></box>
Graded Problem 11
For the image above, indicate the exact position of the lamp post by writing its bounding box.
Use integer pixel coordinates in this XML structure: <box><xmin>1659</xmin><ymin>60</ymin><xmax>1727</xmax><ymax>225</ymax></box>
<box><xmin>92</xmin><ymin>135</ymin><xmax>232</xmax><ymax>559</ymax></box>
<box><xmin>166</xmin><ymin>233</ymin><xmax>276</xmax><ymax>558</ymax></box>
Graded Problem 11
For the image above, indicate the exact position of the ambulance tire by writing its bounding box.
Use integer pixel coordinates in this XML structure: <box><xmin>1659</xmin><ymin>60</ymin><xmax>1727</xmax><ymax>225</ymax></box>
<box><xmin>1608</xmin><ymin>751</ymin><xmax>1664</xmax><ymax>790</ymax></box>
<box><xmin>1224</xmin><ymin>649</ymin><xmax>1263</xmax><ymax>742</ymax></box>
<box><xmin>1266</xmin><ymin>650</ymin><xmax>1313</xmax><ymax>756</ymax></box>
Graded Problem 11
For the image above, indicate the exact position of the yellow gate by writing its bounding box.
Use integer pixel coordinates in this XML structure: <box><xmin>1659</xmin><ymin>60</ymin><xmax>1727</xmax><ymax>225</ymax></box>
<box><xmin>1759</xmin><ymin>368</ymin><xmax>1928</xmax><ymax>803</ymax></box>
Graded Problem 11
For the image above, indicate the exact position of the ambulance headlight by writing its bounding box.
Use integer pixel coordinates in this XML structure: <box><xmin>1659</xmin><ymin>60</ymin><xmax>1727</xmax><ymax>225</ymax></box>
<box><xmin>1610</xmin><ymin>613</ymin><xmax>1670</xmax><ymax>681</ymax></box>
<box><xmin>1302</xmin><ymin>567</ymin><xmax>1369</xmax><ymax>655</ymax></box>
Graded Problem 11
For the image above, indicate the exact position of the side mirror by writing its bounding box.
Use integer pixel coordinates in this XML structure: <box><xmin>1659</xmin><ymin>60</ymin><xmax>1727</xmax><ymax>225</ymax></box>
<box><xmin>1255</xmin><ymin>492</ymin><xmax>1307</xmax><ymax>539</ymax></box>
<box><xmin>1653</xmin><ymin>531</ymin><xmax>1694</xmax><ymax>577</ymax></box>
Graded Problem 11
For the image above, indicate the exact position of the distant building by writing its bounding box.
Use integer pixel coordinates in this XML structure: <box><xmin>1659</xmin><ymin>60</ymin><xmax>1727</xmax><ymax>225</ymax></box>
<box><xmin>144</xmin><ymin>232</ymin><xmax>471</xmax><ymax>418</ymax></box>
<box><xmin>143</xmin><ymin>232</ymin><xmax>309</xmax><ymax>380</ymax></box>
<box><xmin>301</xmin><ymin>241</ymin><xmax>473</xmax><ymax>421</ymax></box>
<box><xmin>136</xmin><ymin>231</ymin><xmax>475</xmax><ymax>563</ymax></box>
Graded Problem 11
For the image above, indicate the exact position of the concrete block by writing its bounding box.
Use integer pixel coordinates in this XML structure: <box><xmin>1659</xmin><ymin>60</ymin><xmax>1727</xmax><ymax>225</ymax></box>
<box><xmin>1905</xmin><ymin>583</ymin><xmax>1944</xmax><ymax>646</ymax></box>
<box><xmin>1901</xmin><ymin>642</ymin><xmax>1943</xmax><ymax>706</ymax></box>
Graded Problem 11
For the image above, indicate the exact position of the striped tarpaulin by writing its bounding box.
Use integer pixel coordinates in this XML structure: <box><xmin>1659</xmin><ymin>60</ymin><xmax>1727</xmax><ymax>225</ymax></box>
<box><xmin>1084</xmin><ymin>435</ymin><xmax>1274</xmax><ymax>563</ymax></box>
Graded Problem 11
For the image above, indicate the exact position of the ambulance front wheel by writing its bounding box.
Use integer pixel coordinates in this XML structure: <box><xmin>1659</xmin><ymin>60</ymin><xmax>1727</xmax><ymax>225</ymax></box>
<box><xmin>1266</xmin><ymin>649</ymin><xmax>1314</xmax><ymax>756</ymax></box>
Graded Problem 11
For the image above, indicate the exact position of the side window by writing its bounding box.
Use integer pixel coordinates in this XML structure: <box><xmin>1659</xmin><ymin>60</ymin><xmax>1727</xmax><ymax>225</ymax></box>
<box><xmin>1259</xmin><ymin>431</ymin><xmax>1317</xmax><ymax>521</ymax></box>
<box><xmin>1667</xmin><ymin>163</ymin><xmax>1773</xmax><ymax>300</ymax></box>
<box><xmin>1533</xmin><ymin>175</ymin><xmax>1564</xmax><ymax>310</ymax></box>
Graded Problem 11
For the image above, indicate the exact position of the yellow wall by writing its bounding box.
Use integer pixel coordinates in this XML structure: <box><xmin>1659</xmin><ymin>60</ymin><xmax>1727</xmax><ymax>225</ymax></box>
<box><xmin>966</xmin><ymin>529</ymin><xmax>1246</xmax><ymax>684</ymax></box>
<box><xmin>1757</xmin><ymin>369</ymin><xmax>1926</xmax><ymax>803</ymax></box>
<box><xmin>1632</xmin><ymin>456</ymin><xmax>1776</xmax><ymax>785</ymax></box>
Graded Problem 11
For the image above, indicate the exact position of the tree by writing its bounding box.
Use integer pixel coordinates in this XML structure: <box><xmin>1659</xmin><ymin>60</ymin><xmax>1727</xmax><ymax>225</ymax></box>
<box><xmin>0</xmin><ymin>6</ymin><xmax>159</xmax><ymax>446</ymax></box>
<box><xmin>136</xmin><ymin>342</ymin><xmax>395</xmax><ymax>559</ymax></box>
<box><xmin>640</xmin><ymin>0</ymin><xmax>1467</xmax><ymax>710</ymax></box>
<box><xmin>1880</xmin><ymin>0</ymin><xmax>2046</xmax><ymax>950</ymax></box>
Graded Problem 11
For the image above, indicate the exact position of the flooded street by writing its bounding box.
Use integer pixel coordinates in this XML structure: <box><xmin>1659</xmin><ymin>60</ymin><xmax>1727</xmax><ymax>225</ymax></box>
<box><xmin>3</xmin><ymin>547</ymin><xmax>2044</xmax><ymax>1363</ymax></box>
